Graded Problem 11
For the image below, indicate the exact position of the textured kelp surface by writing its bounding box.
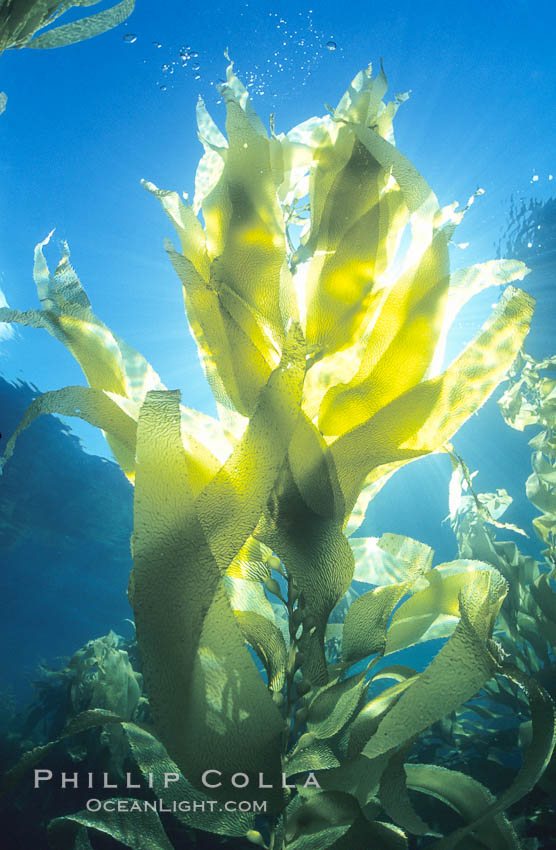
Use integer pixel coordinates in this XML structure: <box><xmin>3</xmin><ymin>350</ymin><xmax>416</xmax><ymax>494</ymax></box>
<box><xmin>2</xmin><ymin>63</ymin><xmax>554</xmax><ymax>850</ymax></box>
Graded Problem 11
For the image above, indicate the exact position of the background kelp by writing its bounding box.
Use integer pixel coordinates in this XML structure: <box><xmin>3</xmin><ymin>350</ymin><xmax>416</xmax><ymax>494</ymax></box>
<box><xmin>0</xmin><ymin>0</ymin><xmax>135</xmax><ymax>112</ymax></box>
<box><xmin>1</xmin><ymin>64</ymin><xmax>554</xmax><ymax>849</ymax></box>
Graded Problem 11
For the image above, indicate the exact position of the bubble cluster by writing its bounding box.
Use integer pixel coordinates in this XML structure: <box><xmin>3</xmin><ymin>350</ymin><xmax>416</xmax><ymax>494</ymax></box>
<box><xmin>122</xmin><ymin>7</ymin><xmax>341</xmax><ymax>99</ymax></box>
<box><xmin>224</xmin><ymin>10</ymin><xmax>342</xmax><ymax>101</ymax></box>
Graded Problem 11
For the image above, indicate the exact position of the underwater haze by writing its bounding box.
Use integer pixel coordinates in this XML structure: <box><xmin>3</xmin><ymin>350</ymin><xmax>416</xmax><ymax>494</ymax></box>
<box><xmin>0</xmin><ymin>1</ymin><xmax>555</xmax><ymax>848</ymax></box>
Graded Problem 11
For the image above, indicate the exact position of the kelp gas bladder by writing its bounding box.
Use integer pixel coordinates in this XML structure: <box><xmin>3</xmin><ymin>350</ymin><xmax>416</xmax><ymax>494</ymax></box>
<box><xmin>2</xmin><ymin>63</ymin><xmax>552</xmax><ymax>850</ymax></box>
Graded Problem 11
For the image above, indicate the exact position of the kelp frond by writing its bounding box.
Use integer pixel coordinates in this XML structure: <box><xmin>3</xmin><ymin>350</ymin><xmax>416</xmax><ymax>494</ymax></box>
<box><xmin>1</xmin><ymin>62</ymin><xmax>552</xmax><ymax>850</ymax></box>
<box><xmin>0</xmin><ymin>0</ymin><xmax>134</xmax><ymax>52</ymax></box>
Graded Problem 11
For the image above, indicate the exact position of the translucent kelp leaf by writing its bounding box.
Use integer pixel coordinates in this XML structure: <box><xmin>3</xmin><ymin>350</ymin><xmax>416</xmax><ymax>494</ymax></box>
<box><xmin>194</xmin><ymin>323</ymin><xmax>304</xmax><ymax>571</ymax></box>
<box><xmin>26</xmin><ymin>0</ymin><xmax>134</xmax><ymax>49</ymax></box>
<box><xmin>319</xmin><ymin>227</ymin><xmax>451</xmax><ymax>435</ymax></box>
<box><xmin>123</xmin><ymin>723</ymin><xmax>253</xmax><ymax>836</ymax></box>
<box><xmin>333</xmin><ymin>63</ymin><xmax>389</xmax><ymax>129</ymax></box>
<box><xmin>384</xmin><ymin>561</ymin><xmax>497</xmax><ymax>654</ymax></box>
<box><xmin>234</xmin><ymin>610</ymin><xmax>287</xmax><ymax>691</ymax></box>
<box><xmin>405</xmin><ymin>764</ymin><xmax>520</xmax><ymax>850</ymax></box>
<box><xmin>306</xmin><ymin>671</ymin><xmax>368</xmax><ymax>739</ymax></box>
<box><xmin>331</xmin><ymin>285</ymin><xmax>534</xmax><ymax>517</ymax></box>
<box><xmin>0</xmin><ymin>235</ymin><xmax>163</xmax><ymax>477</ymax></box>
<box><xmin>226</xmin><ymin>536</ymin><xmax>274</xmax><ymax>581</ymax></box>
<box><xmin>304</xmin><ymin>136</ymin><xmax>408</xmax><ymax>359</ymax></box>
<box><xmin>348</xmin><ymin>676</ymin><xmax>418</xmax><ymax>756</ymax></box>
<box><xmin>224</xmin><ymin>574</ymin><xmax>281</xmax><ymax>630</ymax></box>
<box><xmin>349</xmin><ymin>534</ymin><xmax>432</xmax><ymax>586</ymax></box>
<box><xmin>47</xmin><ymin>799</ymin><xmax>174</xmax><ymax>850</ymax></box>
<box><xmin>0</xmin><ymin>0</ymin><xmax>133</xmax><ymax>52</ymax></box>
<box><xmin>429</xmin><ymin>258</ymin><xmax>530</xmax><ymax>378</ymax></box>
<box><xmin>198</xmin><ymin>65</ymin><xmax>288</xmax><ymax>344</ymax></box>
<box><xmin>142</xmin><ymin>182</ymin><xmax>209</xmax><ymax>278</ymax></box>
<box><xmin>363</xmin><ymin>571</ymin><xmax>506</xmax><ymax>760</ymax></box>
<box><xmin>0</xmin><ymin>386</ymin><xmax>136</xmax><ymax>477</ymax></box>
<box><xmin>378</xmin><ymin>533</ymin><xmax>433</xmax><ymax>575</ymax></box>
<box><xmin>132</xmin><ymin>389</ymin><xmax>284</xmax><ymax>803</ymax></box>
<box><xmin>342</xmin><ymin>583</ymin><xmax>408</xmax><ymax>663</ymax></box>
<box><xmin>0</xmin><ymin>92</ymin><xmax>6</xmax><ymax>114</ymax></box>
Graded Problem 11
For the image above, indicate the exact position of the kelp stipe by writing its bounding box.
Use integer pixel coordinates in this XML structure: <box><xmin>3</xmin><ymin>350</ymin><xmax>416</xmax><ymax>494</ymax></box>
<box><xmin>1</xmin><ymin>63</ymin><xmax>553</xmax><ymax>849</ymax></box>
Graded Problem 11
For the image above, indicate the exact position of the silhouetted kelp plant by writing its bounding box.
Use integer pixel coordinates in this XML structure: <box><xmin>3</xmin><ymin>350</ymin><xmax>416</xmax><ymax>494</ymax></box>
<box><xmin>1</xmin><ymin>62</ymin><xmax>555</xmax><ymax>850</ymax></box>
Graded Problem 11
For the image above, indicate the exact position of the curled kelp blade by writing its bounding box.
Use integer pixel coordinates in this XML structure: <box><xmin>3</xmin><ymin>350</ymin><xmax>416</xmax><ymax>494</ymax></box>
<box><xmin>0</xmin><ymin>0</ymin><xmax>134</xmax><ymax>52</ymax></box>
<box><xmin>0</xmin><ymin>386</ymin><xmax>137</xmax><ymax>477</ymax></box>
<box><xmin>362</xmin><ymin>570</ymin><xmax>507</xmax><ymax>760</ymax></box>
<box><xmin>233</xmin><ymin>609</ymin><xmax>288</xmax><ymax>691</ymax></box>
<box><xmin>384</xmin><ymin>560</ymin><xmax>502</xmax><ymax>654</ymax></box>
<box><xmin>429</xmin><ymin>666</ymin><xmax>556</xmax><ymax>850</ymax></box>
<box><xmin>48</xmin><ymin>801</ymin><xmax>173</xmax><ymax>850</ymax></box>
<box><xmin>0</xmin><ymin>234</ymin><xmax>162</xmax><ymax>473</ymax></box>
<box><xmin>0</xmin><ymin>236</ymin><xmax>230</xmax><ymax>482</ymax></box>
<box><xmin>405</xmin><ymin>764</ymin><xmax>520</xmax><ymax>850</ymax></box>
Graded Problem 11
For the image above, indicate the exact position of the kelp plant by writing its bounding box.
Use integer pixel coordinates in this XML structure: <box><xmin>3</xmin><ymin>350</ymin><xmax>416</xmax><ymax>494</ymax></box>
<box><xmin>2</xmin><ymin>63</ymin><xmax>553</xmax><ymax>849</ymax></box>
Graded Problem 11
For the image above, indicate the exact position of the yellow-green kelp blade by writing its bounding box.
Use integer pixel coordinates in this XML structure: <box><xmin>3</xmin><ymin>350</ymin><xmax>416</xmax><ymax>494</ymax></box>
<box><xmin>319</xmin><ymin>227</ymin><xmax>451</xmax><ymax>435</ymax></box>
<box><xmin>132</xmin><ymin>348</ymin><xmax>304</xmax><ymax>803</ymax></box>
<box><xmin>257</xmin><ymin>470</ymin><xmax>355</xmax><ymax>685</ymax></box>
<box><xmin>0</xmin><ymin>234</ymin><xmax>163</xmax><ymax>478</ymax></box>
<box><xmin>25</xmin><ymin>0</ymin><xmax>134</xmax><ymax>49</ymax></box>
<box><xmin>0</xmin><ymin>0</ymin><xmax>134</xmax><ymax>52</ymax></box>
<box><xmin>330</xmin><ymin>285</ymin><xmax>535</xmax><ymax>517</ymax></box>
<box><xmin>362</xmin><ymin>569</ymin><xmax>507</xmax><ymax>760</ymax></box>
<box><xmin>303</xmin><ymin>133</ymin><xmax>408</xmax><ymax>360</ymax></box>
<box><xmin>0</xmin><ymin>386</ymin><xmax>137</xmax><ymax>477</ymax></box>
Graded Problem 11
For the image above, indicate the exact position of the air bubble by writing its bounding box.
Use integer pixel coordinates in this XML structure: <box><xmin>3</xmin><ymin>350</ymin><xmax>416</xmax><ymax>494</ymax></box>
<box><xmin>152</xmin><ymin>41</ymin><xmax>162</xmax><ymax>48</ymax></box>
<box><xmin>326</xmin><ymin>40</ymin><xmax>337</xmax><ymax>51</ymax></box>
<box><xmin>123</xmin><ymin>33</ymin><xmax>137</xmax><ymax>43</ymax></box>
<box><xmin>159</xmin><ymin>84</ymin><xmax>167</xmax><ymax>91</ymax></box>
<box><xmin>194</xmin><ymin>74</ymin><xmax>201</xmax><ymax>80</ymax></box>
<box><xmin>192</xmin><ymin>62</ymin><xmax>200</xmax><ymax>71</ymax></box>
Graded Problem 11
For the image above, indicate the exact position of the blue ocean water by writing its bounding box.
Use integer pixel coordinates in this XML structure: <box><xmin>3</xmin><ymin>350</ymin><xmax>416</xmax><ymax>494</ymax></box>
<box><xmin>0</xmin><ymin>2</ymin><xmax>555</xmax><ymax>847</ymax></box>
